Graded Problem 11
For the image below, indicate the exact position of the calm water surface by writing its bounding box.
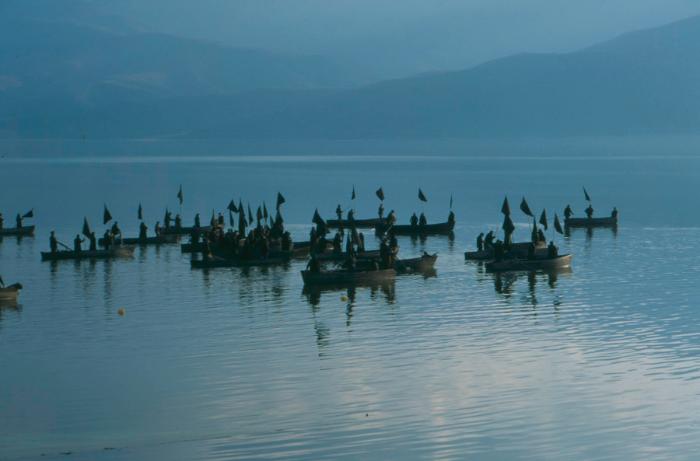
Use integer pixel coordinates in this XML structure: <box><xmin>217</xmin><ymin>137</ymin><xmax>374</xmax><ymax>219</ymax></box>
<box><xmin>2</xmin><ymin>141</ymin><xmax>700</xmax><ymax>460</ymax></box>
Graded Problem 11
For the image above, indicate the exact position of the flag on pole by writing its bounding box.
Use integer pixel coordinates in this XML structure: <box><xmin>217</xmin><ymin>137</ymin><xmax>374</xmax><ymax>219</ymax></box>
<box><xmin>276</xmin><ymin>192</ymin><xmax>286</xmax><ymax>209</ymax></box>
<box><xmin>312</xmin><ymin>209</ymin><xmax>325</xmax><ymax>225</ymax></box>
<box><xmin>247</xmin><ymin>204</ymin><xmax>253</xmax><ymax>224</ymax></box>
<box><xmin>82</xmin><ymin>217</ymin><xmax>91</xmax><ymax>238</ymax></box>
<box><xmin>351</xmin><ymin>186</ymin><xmax>356</xmax><ymax>200</ymax></box>
<box><xmin>449</xmin><ymin>194</ymin><xmax>453</xmax><ymax>210</ymax></box>
<box><xmin>227</xmin><ymin>200</ymin><xmax>238</xmax><ymax>212</ymax></box>
<box><xmin>554</xmin><ymin>213</ymin><xmax>564</xmax><ymax>234</ymax></box>
<box><xmin>501</xmin><ymin>197</ymin><xmax>511</xmax><ymax>216</ymax></box>
<box><xmin>138</xmin><ymin>203</ymin><xmax>143</xmax><ymax>220</ymax></box>
<box><xmin>22</xmin><ymin>209</ymin><xmax>34</xmax><ymax>219</ymax></box>
<box><xmin>502</xmin><ymin>215</ymin><xmax>515</xmax><ymax>234</ymax></box>
<box><xmin>520</xmin><ymin>197</ymin><xmax>533</xmax><ymax>217</ymax></box>
<box><xmin>103</xmin><ymin>205</ymin><xmax>113</xmax><ymax>225</ymax></box>
<box><xmin>256</xmin><ymin>206</ymin><xmax>263</xmax><ymax>223</ymax></box>
<box><xmin>376</xmin><ymin>187</ymin><xmax>384</xmax><ymax>201</ymax></box>
<box><xmin>263</xmin><ymin>202</ymin><xmax>268</xmax><ymax>219</ymax></box>
<box><xmin>177</xmin><ymin>185</ymin><xmax>183</xmax><ymax>205</ymax></box>
<box><xmin>583</xmin><ymin>187</ymin><xmax>591</xmax><ymax>202</ymax></box>
<box><xmin>539</xmin><ymin>209</ymin><xmax>548</xmax><ymax>230</ymax></box>
<box><xmin>418</xmin><ymin>188</ymin><xmax>427</xmax><ymax>202</ymax></box>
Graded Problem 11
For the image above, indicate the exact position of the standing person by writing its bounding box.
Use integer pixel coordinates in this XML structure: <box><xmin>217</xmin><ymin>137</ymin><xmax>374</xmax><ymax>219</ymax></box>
<box><xmin>585</xmin><ymin>204</ymin><xmax>594</xmax><ymax>219</ymax></box>
<box><xmin>139</xmin><ymin>221</ymin><xmax>148</xmax><ymax>241</ymax></box>
<box><xmin>111</xmin><ymin>222</ymin><xmax>122</xmax><ymax>243</ymax></box>
<box><xmin>217</xmin><ymin>213</ymin><xmax>224</xmax><ymax>227</ymax></box>
<box><xmin>0</xmin><ymin>212</ymin><xmax>4</xmax><ymax>229</ymax></box>
<box><xmin>154</xmin><ymin>221</ymin><xmax>162</xmax><ymax>237</ymax></box>
<box><xmin>564</xmin><ymin>205</ymin><xmax>573</xmax><ymax>219</ymax></box>
<box><xmin>89</xmin><ymin>232</ymin><xmax>97</xmax><ymax>252</ymax></box>
<box><xmin>175</xmin><ymin>214</ymin><xmax>182</xmax><ymax>230</ymax></box>
<box><xmin>611</xmin><ymin>207</ymin><xmax>618</xmax><ymax>219</ymax></box>
<box><xmin>447</xmin><ymin>211</ymin><xmax>455</xmax><ymax>225</ymax></box>
<box><xmin>74</xmin><ymin>234</ymin><xmax>84</xmax><ymax>253</ymax></box>
<box><xmin>49</xmin><ymin>231</ymin><xmax>58</xmax><ymax>253</ymax></box>
<box><xmin>335</xmin><ymin>204</ymin><xmax>343</xmax><ymax>222</ymax></box>
<box><xmin>194</xmin><ymin>213</ymin><xmax>201</xmax><ymax>228</ymax></box>
<box><xmin>410</xmin><ymin>213</ymin><xmax>418</xmax><ymax>227</ymax></box>
<box><xmin>476</xmin><ymin>232</ymin><xmax>484</xmax><ymax>251</ymax></box>
<box><xmin>378</xmin><ymin>203</ymin><xmax>384</xmax><ymax>220</ymax></box>
<box><xmin>484</xmin><ymin>231</ymin><xmax>495</xmax><ymax>249</ymax></box>
<box><xmin>103</xmin><ymin>229</ymin><xmax>112</xmax><ymax>250</ymax></box>
<box><xmin>419</xmin><ymin>213</ymin><xmax>427</xmax><ymax>226</ymax></box>
<box><xmin>15</xmin><ymin>213</ymin><xmax>22</xmax><ymax>229</ymax></box>
<box><xmin>164</xmin><ymin>210</ymin><xmax>172</xmax><ymax>230</ymax></box>
<box><xmin>358</xmin><ymin>233</ymin><xmax>366</xmax><ymax>253</ymax></box>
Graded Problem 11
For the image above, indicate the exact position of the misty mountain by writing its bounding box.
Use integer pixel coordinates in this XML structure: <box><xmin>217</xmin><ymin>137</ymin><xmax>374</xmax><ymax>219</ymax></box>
<box><xmin>3</xmin><ymin>14</ymin><xmax>700</xmax><ymax>139</ymax></box>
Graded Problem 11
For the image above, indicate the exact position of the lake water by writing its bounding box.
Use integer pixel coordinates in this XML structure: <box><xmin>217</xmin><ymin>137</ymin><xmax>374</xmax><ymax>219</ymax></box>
<box><xmin>2</xmin><ymin>138</ymin><xmax>700</xmax><ymax>460</ymax></box>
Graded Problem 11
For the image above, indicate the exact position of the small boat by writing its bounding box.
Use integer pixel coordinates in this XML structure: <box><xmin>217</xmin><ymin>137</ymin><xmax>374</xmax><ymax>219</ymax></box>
<box><xmin>465</xmin><ymin>241</ymin><xmax>546</xmax><ymax>261</ymax></box>
<box><xmin>0</xmin><ymin>225</ymin><xmax>35</xmax><ymax>237</ymax></box>
<box><xmin>565</xmin><ymin>216</ymin><xmax>617</xmax><ymax>228</ymax></box>
<box><xmin>0</xmin><ymin>283</ymin><xmax>22</xmax><ymax>301</ymax></box>
<box><xmin>99</xmin><ymin>235</ymin><xmax>178</xmax><ymax>247</ymax></box>
<box><xmin>326</xmin><ymin>218</ymin><xmax>385</xmax><ymax>228</ymax></box>
<box><xmin>301</xmin><ymin>268</ymin><xmax>397</xmax><ymax>285</ymax></box>
<box><xmin>395</xmin><ymin>254</ymin><xmax>438</xmax><ymax>274</ymax></box>
<box><xmin>191</xmin><ymin>254</ymin><xmax>291</xmax><ymax>269</ymax></box>
<box><xmin>41</xmin><ymin>246</ymin><xmax>135</xmax><ymax>261</ymax></box>
<box><xmin>161</xmin><ymin>225</ymin><xmax>213</xmax><ymax>236</ymax></box>
<box><xmin>485</xmin><ymin>254</ymin><xmax>573</xmax><ymax>272</ymax></box>
<box><xmin>375</xmin><ymin>221</ymin><xmax>455</xmax><ymax>236</ymax></box>
<box><xmin>314</xmin><ymin>249</ymin><xmax>382</xmax><ymax>262</ymax></box>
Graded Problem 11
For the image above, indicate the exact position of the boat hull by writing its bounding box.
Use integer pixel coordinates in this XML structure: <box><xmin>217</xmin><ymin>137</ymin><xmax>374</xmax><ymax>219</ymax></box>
<box><xmin>565</xmin><ymin>217</ymin><xmax>617</xmax><ymax>228</ymax></box>
<box><xmin>395</xmin><ymin>254</ymin><xmax>438</xmax><ymax>273</ymax></box>
<box><xmin>0</xmin><ymin>283</ymin><xmax>22</xmax><ymax>300</ymax></box>
<box><xmin>326</xmin><ymin>218</ymin><xmax>385</xmax><ymax>228</ymax></box>
<box><xmin>0</xmin><ymin>225</ymin><xmax>35</xmax><ymax>237</ymax></box>
<box><xmin>161</xmin><ymin>225</ymin><xmax>213</xmax><ymax>236</ymax></box>
<box><xmin>301</xmin><ymin>268</ymin><xmax>397</xmax><ymax>285</ymax></box>
<box><xmin>375</xmin><ymin>221</ymin><xmax>454</xmax><ymax>236</ymax></box>
<box><xmin>100</xmin><ymin>235</ymin><xmax>178</xmax><ymax>247</ymax></box>
<box><xmin>465</xmin><ymin>241</ymin><xmax>546</xmax><ymax>261</ymax></box>
<box><xmin>191</xmin><ymin>254</ymin><xmax>291</xmax><ymax>269</ymax></box>
<box><xmin>485</xmin><ymin>254</ymin><xmax>573</xmax><ymax>272</ymax></box>
<box><xmin>41</xmin><ymin>246</ymin><xmax>135</xmax><ymax>261</ymax></box>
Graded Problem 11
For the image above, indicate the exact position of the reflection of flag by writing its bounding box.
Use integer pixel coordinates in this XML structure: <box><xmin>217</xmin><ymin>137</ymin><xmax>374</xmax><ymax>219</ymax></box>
<box><xmin>351</xmin><ymin>186</ymin><xmax>356</xmax><ymax>200</ymax></box>
<box><xmin>177</xmin><ymin>185</ymin><xmax>183</xmax><ymax>205</ymax></box>
<box><xmin>82</xmin><ymin>217</ymin><xmax>91</xmax><ymax>237</ymax></box>
<box><xmin>138</xmin><ymin>203</ymin><xmax>143</xmax><ymax>220</ymax></box>
<box><xmin>501</xmin><ymin>197</ymin><xmax>511</xmax><ymax>216</ymax></box>
<box><xmin>227</xmin><ymin>200</ymin><xmax>237</xmax><ymax>212</ymax></box>
<box><xmin>554</xmin><ymin>214</ymin><xmax>564</xmax><ymax>234</ymax></box>
<box><xmin>583</xmin><ymin>187</ymin><xmax>591</xmax><ymax>202</ymax></box>
<box><xmin>418</xmin><ymin>188</ymin><xmax>427</xmax><ymax>202</ymax></box>
<box><xmin>276</xmin><ymin>192</ymin><xmax>286</xmax><ymax>209</ymax></box>
<box><xmin>376</xmin><ymin>187</ymin><xmax>384</xmax><ymax>201</ymax></box>
<box><xmin>520</xmin><ymin>197</ymin><xmax>533</xmax><ymax>217</ymax></box>
<box><xmin>539</xmin><ymin>209</ymin><xmax>548</xmax><ymax>230</ymax></box>
<box><xmin>22</xmin><ymin>209</ymin><xmax>34</xmax><ymax>219</ymax></box>
<box><xmin>103</xmin><ymin>205</ymin><xmax>113</xmax><ymax>225</ymax></box>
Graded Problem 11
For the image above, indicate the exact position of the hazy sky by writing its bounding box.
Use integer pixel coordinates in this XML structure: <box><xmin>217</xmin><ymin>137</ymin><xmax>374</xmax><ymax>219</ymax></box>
<box><xmin>111</xmin><ymin>0</ymin><xmax>700</xmax><ymax>80</ymax></box>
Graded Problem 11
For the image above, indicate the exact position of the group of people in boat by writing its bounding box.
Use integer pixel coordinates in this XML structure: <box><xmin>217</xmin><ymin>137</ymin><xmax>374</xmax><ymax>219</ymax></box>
<box><xmin>0</xmin><ymin>212</ymin><xmax>26</xmax><ymax>230</ymax></box>
<box><xmin>564</xmin><ymin>204</ymin><xmax>618</xmax><ymax>220</ymax></box>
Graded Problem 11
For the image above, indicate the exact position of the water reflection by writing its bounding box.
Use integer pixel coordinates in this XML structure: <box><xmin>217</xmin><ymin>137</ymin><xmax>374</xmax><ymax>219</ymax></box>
<box><xmin>492</xmin><ymin>267</ymin><xmax>572</xmax><ymax>306</ymax></box>
<box><xmin>302</xmin><ymin>281</ymin><xmax>396</xmax><ymax>307</ymax></box>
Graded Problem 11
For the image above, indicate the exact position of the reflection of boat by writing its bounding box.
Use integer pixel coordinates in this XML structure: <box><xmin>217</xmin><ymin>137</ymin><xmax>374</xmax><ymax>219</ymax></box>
<box><xmin>41</xmin><ymin>246</ymin><xmax>135</xmax><ymax>261</ymax></box>
<box><xmin>565</xmin><ymin>217</ymin><xmax>617</xmax><ymax>228</ymax></box>
<box><xmin>395</xmin><ymin>254</ymin><xmax>438</xmax><ymax>274</ymax></box>
<box><xmin>162</xmin><ymin>225</ymin><xmax>213</xmax><ymax>236</ymax></box>
<box><xmin>327</xmin><ymin>218</ymin><xmax>385</xmax><ymax>228</ymax></box>
<box><xmin>0</xmin><ymin>283</ymin><xmax>22</xmax><ymax>301</ymax></box>
<box><xmin>99</xmin><ymin>235</ymin><xmax>178</xmax><ymax>247</ymax></box>
<box><xmin>301</xmin><ymin>268</ymin><xmax>396</xmax><ymax>285</ymax></box>
<box><xmin>191</xmin><ymin>254</ymin><xmax>291</xmax><ymax>269</ymax></box>
<box><xmin>486</xmin><ymin>254</ymin><xmax>573</xmax><ymax>272</ymax></box>
<box><xmin>0</xmin><ymin>225</ymin><xmax>35</xmax><ymax>237</ymax></box>
<box><xmin>184</xmin><ymin>240</ymin><xmax>316</xmax><ymax>257</ymax></box>
<box><xmin>375</xmin><ymin>221</ymin><xmax>454</xmax><ymax>236</ymax></box>
<box><xmin>465</xmin><ymin>241</ymin><xmax>546</xmax><ymax>261</ymax></box>
<box><xmin>315</xmin><ymin>250</ymin><xmax>381</xmax><ymax>262</ymax></box>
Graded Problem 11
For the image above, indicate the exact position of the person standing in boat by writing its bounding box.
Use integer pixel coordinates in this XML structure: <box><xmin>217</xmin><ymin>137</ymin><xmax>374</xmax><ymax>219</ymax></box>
<box><xmin>585</xmin><ymin>204</ymin><xmax>594</xmax><ymax>219</ymax></box>
<box><xmin>74</xmin><ymin>234</ymin><xmax>84</xmax><ymax>253</ymax></box>
<box><xmin>49</xmin><ymin>231</ymin><xmax>58</xmax><ymax>253</ymax></box>
<box><xmin>537</xmin><ymin>228</ymin><xmax>546</xmax><ymax>243</ymax></box>
<box><xmin>335</xmin><ymin>205</ymin><xmax>343</xmax><ymax>222</ymax></box>
<box><xmin>102</xmin><ymin>229</ymin><xmax>112</xmax><ymax>250</ymax></box>
<box><xmin>419</xmin><ymin>213</ymin><xmax>427</xmax><ymax>226</ymax></box>
<box><xmin>410</xmin><ymin>213</ymin><xmax>418</xmax><ymax>227</ymax></box>
<box><xmin>476</xmin><ymin>232</ymin><xmax>484</xmax><ymax>251</ymax></box>
<box><xmin>139</xmin><ymin>221</ymin><xmax>148</xmax><ymax>241</ymax></box>
<box><xmin>564</xmin><ymin>205</ymin><xmax>573</xmax><ymax>220</ymax></box>
<box><xmin>111</xmin><ymin>222</ymin><xmax>122</xmax><ymax>243</ymax></box>
<box><xmin>194</xmin><ymin>213</ymin><xmax>201</xmax><ymax>229</ymax></box>
<box><xmin>15</xmin><ymin>213</ymin><xmax>22</xmax><ymax>229</ymax></box>
<box><xmin>164</xmin><ymin>210</ymin><xmax>172</xmax><ymax>230</ymax></box>
<box><xmin>378</xmin><ymin>203</ymin><xmax>384</xmax><ymax>220</ymax></box>
<box><xmin>175</xmin><ymin>214</ymin><xmax>182</xmax><ymax>230</ymax></box>
<box><xmin>387</xmin><ymin>210</ymin><xmax>396</xmax><ymax>226</ymax></box>
<box><xmin>484</xmin><ymin>231</ymin><xmax>495</xmax><ymax>249</ymax></box>
<box><xmin>0</xmin><ymin>212</ymin><xmax>4</xmax><ymax>230</ymax></box>
<box><xmin>448</xmin><ymin>211</ymin><xmax>455</xmax><ymax>226</ymax></box>
<box><xmin>217</xmin><ymin>212</ymin><xmax>224</xmax><ymax>228</ymax></box>
<box><xmin>611</xmin><ymin>207</ymin><xmax>618</xmax><ymax>219</ymax></box>
<box><xmin>89</xmin><ymin>232</ymin><xmax>97</xmax><ymax>252</ymax></box>
<box><xmin>547</xmin><ymin>241</ymin><xmax>559</xmax><ymax>258</ymax></box>
<box><xmin>306</xmin><ymin>255</ymin><xmax>321</xmax><ymax>273</ymax></box>
<box><xmin>358</xmin><ymin>233</ymin><xmax>366</xmax><ymax>253</ymax></box>
<box><xmin>154</xmin><ymin>221</ymin><xmax>162</xmax><ymax>237</ymax></box>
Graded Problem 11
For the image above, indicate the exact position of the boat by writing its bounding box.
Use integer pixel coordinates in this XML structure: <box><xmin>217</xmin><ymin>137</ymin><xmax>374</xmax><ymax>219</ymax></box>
<box><xmin>41</xmin><ymin>246</ymin><xmax>135</xmax><ymax>261</ymax></box>
<box><xmin>375</xmin><ymin>221</ymin><xmax>455</xmax><ymax>236</ymax></box>
<box><xmin>0</xmin><ymin>283</ymin><xmax>22</xmax><ymax>301</ymax></box>
<box><xmin>485</xmin><ymin>254</ymin><xmax>573</xmax><ymax>272</ymax></box>
<box><xmin>564</xmin><ymin>216</ymin><xmax>617</xmax><ymax>228</ymax></box>
<box><xmin>301</xmin><ymin>268</ymin><xmax>397</xmax><ymax>285</ymax></box>
<box><xmin>161</xmin><ymin>225</ymin><xmax>213</xmax><ymax>236</ymax></box>
<box><xmin>314</xmin><ymin>249</ymin><xmax>382</xmax><ymax>262</ymax></box>
<box><xmin>465</xmin><ymin>241</ymin><xmax>547</xmax><ymax>261</ymax></box>
<box><xmin>191</xmin><ymin>254</ymin><xmax>291</xmax><ymax>269</ymax></box>
<box><xmin>326</xmin><ymin>217</ymin><xmax>385</xmax><ymax>228</ymax></box>
<box><xmin>0</xmin><ymin>225</ymin><xmax>35</xmax><ymax>237</ymax></box>
<box><xmin>99</xmin><ymin>235</ymin><xmax>178</xmax><ymax>247</ymax></box>
<box><xmin>395</xmin><ymin>254</ymin><xmax>438</xmax><ymax>274</ymax></box>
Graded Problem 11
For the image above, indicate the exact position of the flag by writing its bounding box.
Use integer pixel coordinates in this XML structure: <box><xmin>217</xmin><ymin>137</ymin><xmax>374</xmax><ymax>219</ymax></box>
<box><xmin>138</xmin><ymin>203</ymin><xmax>143</xmax><ymax>220</ymax></box>
<box><xmin>501</xmin><ymin>197</ymin><xmax>511</xmax><ymax>216</ymax></box>
<box><xmin>539</xmin><ymin>209</ymin><xmax>548</xmax><ymax>230</ymax></box>
<box><xmin>554</xmin><ymin>213</ymin><xmax>564</xmax><ymax>234</ymax></box>
<box><xmin>583</xmin><ymin>187</ymin><xmax>591</xmax><ymax>202</ymax></box>
<box><xmin>275</xmin><ymin>209</ymin><xmax>284</xmax><ymax>225</ymax></box>
<box><xmin>82</xmin><ymin>217</ymin><xmax>91</xmax><ymax>237</ymax></box>
<box><xmin>263</xmin><ymin>202</ymin><xmax>268</xmax><ymax>219</ymax></box>
<box><xmin>502</xmin><ymin>215</ymin><xmax>515</xmax><ymax>234</ymax></box>
<box><xmin>256</xmin><ymin>206</ymin><xmax>263</xmax><ymax>223</ymax></box>
<box><xmin>103</xmin><ymin>205</ymin><xmax>113</xmax><ymax>225</ymax></box>
<box><xmin>520</xmin><ymin>197</ymin><xmax>533</xmax><ymax>217</ymax></box>
<box><xmin>351</xmin><ymin>186</ymin><xmax>356</xmax><ymax>200</ymax></box>
<box><xmin>22</xmin><ymin>209</ymin><xmax>34</xmax><ymax>219</ymax></box>
<box><xmin>418</xmin><ymin>188</ymin><xmax>427</xmax><ymax>202</ymax></box>
<box><xmin>177</xmin><ymin>185</ymin><xmax>183</xmax><ymax>205</ymax></box>
<box><xmin>276</xmin><ymin>192</ymin><xmax>286</xmax><ymax>209</ymax></box>
<box><xmin>227</xmin><ymin>200</ymin><xmax>237</xmax><ymax>212</ymax></box>
<box><xmin>449</xmin><ymin>195</ymin><xmax>453</xmax><ymax>210</ymax></box>
<box><xmin>247</xmin><ymin>204</ymin><xmax>253</xmax><ymax>224</ymax></box>
<box><xmin>312</xmin><ymin>209</ymin><xmax>325</xmax><ymax>225</ymax></box>
<box><xmin>376</xmin><ymin>187</ymin><xmax>384</xmax><ymax>201</ymax></box>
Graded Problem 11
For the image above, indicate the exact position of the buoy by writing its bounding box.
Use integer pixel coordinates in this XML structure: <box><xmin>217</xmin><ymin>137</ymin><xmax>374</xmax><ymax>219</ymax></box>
<box><xmin>340</xmin><ymin>296</ymin><xmax>348</xmax><ymax>302</ymax></box>
<box><xmin>117</xmin><ymin>308</ymin><xmax>125</xmax><ymax>316</ymax></box>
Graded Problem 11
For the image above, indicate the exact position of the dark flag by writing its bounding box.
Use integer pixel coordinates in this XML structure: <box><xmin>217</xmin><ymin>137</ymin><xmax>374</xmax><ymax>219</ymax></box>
<box><xmin>276</xmin><ymin>192</ymin><xmax>286</xmax><ymax>209</ymax></box>
<box><xmin>82</xmin><ymin>217</ymin><xmax>91</xmax><ymax>238</ymax></box>
<box><xmin>22</xmin><ymin>209</ymin><xmax>34</xmax><ymax>219</ymax></box>
<box><xmin>554</xmin><ymin>213</ymin><xmax>564</xmax><ymax>234</ymax></box>
<box><xmin>376</xmin><ymin>187</ymin><xmax>384</xmax><ymax>201</ymax></box>
<box><xmin>103</xmin><ymin>205</ymin><xmax>113</xmax><ymax>225</ymax></box>
<box><xmin>502</xmin><ymin>215</ymin><xmax>515</xmax><ymax>234</ymax></box>
<box><xmin>449</xmin><ymin>195</ymin><xmax>453</xmax><ymax>210</ymax></box>
<box><xmin>138</xmin><ymin>203</ymin><xmax>143</xmax><ymax>220</ymax></box>
<box><xmin>263</xmin><ymin>202</ymin><xmax>269</xmax><ymax>219</ymax></box>
<box><xmin>227</xmin><ymin>200</ymin><xmax>238</xmax><ymax>213</ymax></box>
<box><xmin>312</xmin><ymin>209</ymin><xmax>325</xmax><ymax>225</ymax></box>
<box><xmin>351</xmin><ymin>186</ymin><xmax>356</xmax><ymax>200</ymax></box>
<box><xmin>418</xmin><ymin>188</ymin><xmax>427</xmax><ymax>202</ymax></box>
<box><xmin>520</xmin><ymin>197</ymin><xmax>533</xmax><ymax>217</ymax></box>
<box><xmin>256</xmin><ymin>206</ymin><xmax>263</xmax><ymax>223</ymax></box>
<box><xmin>501</xmin><ymin>197</ymin><xmax>511</xmax><ymax>216</ymax></box>
<box><xmin>539</xmin><ymin>209</ymin><xmax>548</xmax><ymax>230</ymax></box>
<box><xmin>247</xmin><ymin>204</ymin><xmax>253</xmax><ymax>224</ymax></box>
<box><xmin>583</xmin><ymin>187</ymin><xmax>591</xmax><ymax>202</ymax></box>
<box><xmin>275</xmin><ymin>209</ymin><xmax>284</xmax><ymax>225</ymax></box>
<box><xmin>269</xmin><ymin>215</ymin><xmax>274</xmax><ymax>228</ymax></box>
<box><xmin>229</xmin><ymin>210</ymin><xmax>234</xmax><ymax>227</ymax></box>
<box><xmin>177</xmin><ymin>185</ymin><xmax>183</xmax><ymax>205</ymax></box>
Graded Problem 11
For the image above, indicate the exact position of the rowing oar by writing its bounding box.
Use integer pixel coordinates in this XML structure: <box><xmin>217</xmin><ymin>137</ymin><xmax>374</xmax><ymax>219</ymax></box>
<box><xmin>57</xmin><ymin>240</ymin><xmax>72</xmax><ymax>251</ymax></box>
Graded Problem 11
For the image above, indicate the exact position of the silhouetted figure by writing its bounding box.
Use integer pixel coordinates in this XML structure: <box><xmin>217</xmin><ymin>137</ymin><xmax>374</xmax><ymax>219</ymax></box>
<box><xmin>611</xmin><ymin>207</ymin><xmax>618</xmax><ymax>219</ymax></box>
<box><xmin>387</xmin><ymin>210</ymin><xmax>396</xmax><ymax>226</ymax></box>
<box><xmin>111</xmin><ymin>222</ymin><xmax>122</xmax><ymax>243</ymax></box>
<box><xmin>49</xmin><ymin>231</ymin><xmax>58</xmax><ymax>253</ymax></box>
<box><xmin>410</xmin><ymin>213</ymin><xmax>418</xmax><ymax>227</ymax></box>
<box><xmin>538</xmin><ymin>228</ymin><xmax>546</xmax><ymax>243</ymax></box>
<box><xmin>476</xmin><ymin>232</ymin><xmax>484</xmax><ymax>251</ymax></box>
<box><xmin>448</xmin><ymin>211</ymin><xmax>455</xmax><ymax>225</ymax></box>
<box><xmin>103</xmin><ymin>229</ymin><xmax>112</xmax><ymax>250</ymax></box>
<box><xmin>307</xmin><ymin>256</ymin><xmax>321</xmax><ymax>273</ymax></box>
<box><xmin>585</xmin><ymin>205</ymin><xmax>594</xmax><ymax>219</ymax></box>
<box><xmin>358</xmin><ymin>233</ymin><xmax>365</xmax><ymax>252</ymax></box>
<box><xmin>89</xmin><ymin>232</ymin><xmax>97</xmax><ymax>252</ymax></box>
<box><xmin>139</xmin><ymin>221</ymin><xmax>148</xmax><ymax>241</ymax></box>
<box><xmin>16</xmin><ymin>213</ymin><xmax>22</xmax><ymax>229</ymax></box>
<box><xmin>155</xmin><ymin>221</ymin><xmax>162</xmax><ymax>237</ymax></box>
<box><xmin>484</xmin><ymin>231</ymin><xmax>495</xmax><ymax>249</ymax></box>
<box><xmin>564</xmin><ymin>205</ymin><xmax>573</xmax><ymax>219</ymax></box>
<box><xmin>74</xmin><ymin>234</ymin><xmax>84</xmax><ymax>253</ymax></box>
<box><xmin>547</xmin><ymin>241</ymin><xmax>559</xmax><ymax>258</ymax></box>
<box><xmin>164</xmin><ymin>210</ymin><xmax>172</xmax><ymax>229</ymax></box>
<box><xmin>0</xmin><ymin>213</ymin><xmax>4</xmax><ymax>229</ymax></box>
<box><xmin>419</xmin><ymin>213</ymin><xmax>427</xmax><ymax>226</ymax></box>
<box><xmin>175</xmin><ymin>214</ymin><xmax>182</xmax><ymax>230</ymax></box>
<box><xmin>335</xmin><ymin>204</ymin><xmax>343</xmax><ymax>221</ymax></box>
<box><xmin>194</xmin><ymin>213</ymin><xmax>201</xmax><ymax>228</ymax></box>
<box><xmin>378</xmin><ymin>203</ymin><xmax>384</xmax><ymax>219</ymax></box>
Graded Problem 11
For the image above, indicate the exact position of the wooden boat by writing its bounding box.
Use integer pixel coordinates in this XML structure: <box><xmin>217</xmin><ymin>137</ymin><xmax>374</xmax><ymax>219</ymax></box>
<box><xmin>485</xmin><ymin>254</ymin><xmax>573</xmax><ymax>272</ymax></box>
<box><xmin>565</xmin><ymin>216</ymin><xmax>617</xmax><ymax>228</ymax></box>
<box><xmin>41</xmin><ymin>246</ymin><xmax>135</xmax><ymax>261</ymax></box>
<box><xmin>301</xmin><ymin>268</ymin><xmax>397</xmax><ymax>285</ymax></box>
<box><xmin>395</xmin><ymin>254</ymin><xmax>438</xmax><ymax>274</ymax></box>
<box><xmin>0</xmin><ymin>283</ymin><xmax>22</xmax><ymax>301</ymax></box>
<box><xmin>191</xmin><ymin>254</ymin><xmax>291</xmax><ymax>269</ymax></box>
<box><xmin>161</xmin><ymin>225</ymin><xmax>213</xmax><ymax>236</ymax></box>
<box><xmin>465</xmin><ymin>241</ymin><xmax>546</xmax><ymax>261</ymax></box>
<box><xmin>99</xmin><ymin>235</ymin><xmax>178</xmax><ymax>247</ymax></box>
<box><xmin>0</xmin><ymin>225</ymin><xmax>35</xmax><ymax>237</ymax></box>
<box><xmin>315</xmin><ymin>249</ymin><xmax>382</xmax><ymax>262</ymax></box>
<box><xmin>326</xmin><ymin>217</ymin><xmax>385</xmax><ymax>228</ymax></box>
<box><xmin>375</xmin><ymin>221</ymin><xmax>455</xmax><ymax>236</ymax></box>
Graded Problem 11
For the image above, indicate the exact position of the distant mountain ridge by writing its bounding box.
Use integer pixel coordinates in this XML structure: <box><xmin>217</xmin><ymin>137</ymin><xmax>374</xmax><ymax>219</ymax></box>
<box><xmin>3</xmin><ymin>13</ymin><xmax>700</xmax><ymax>138</ymax></box>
